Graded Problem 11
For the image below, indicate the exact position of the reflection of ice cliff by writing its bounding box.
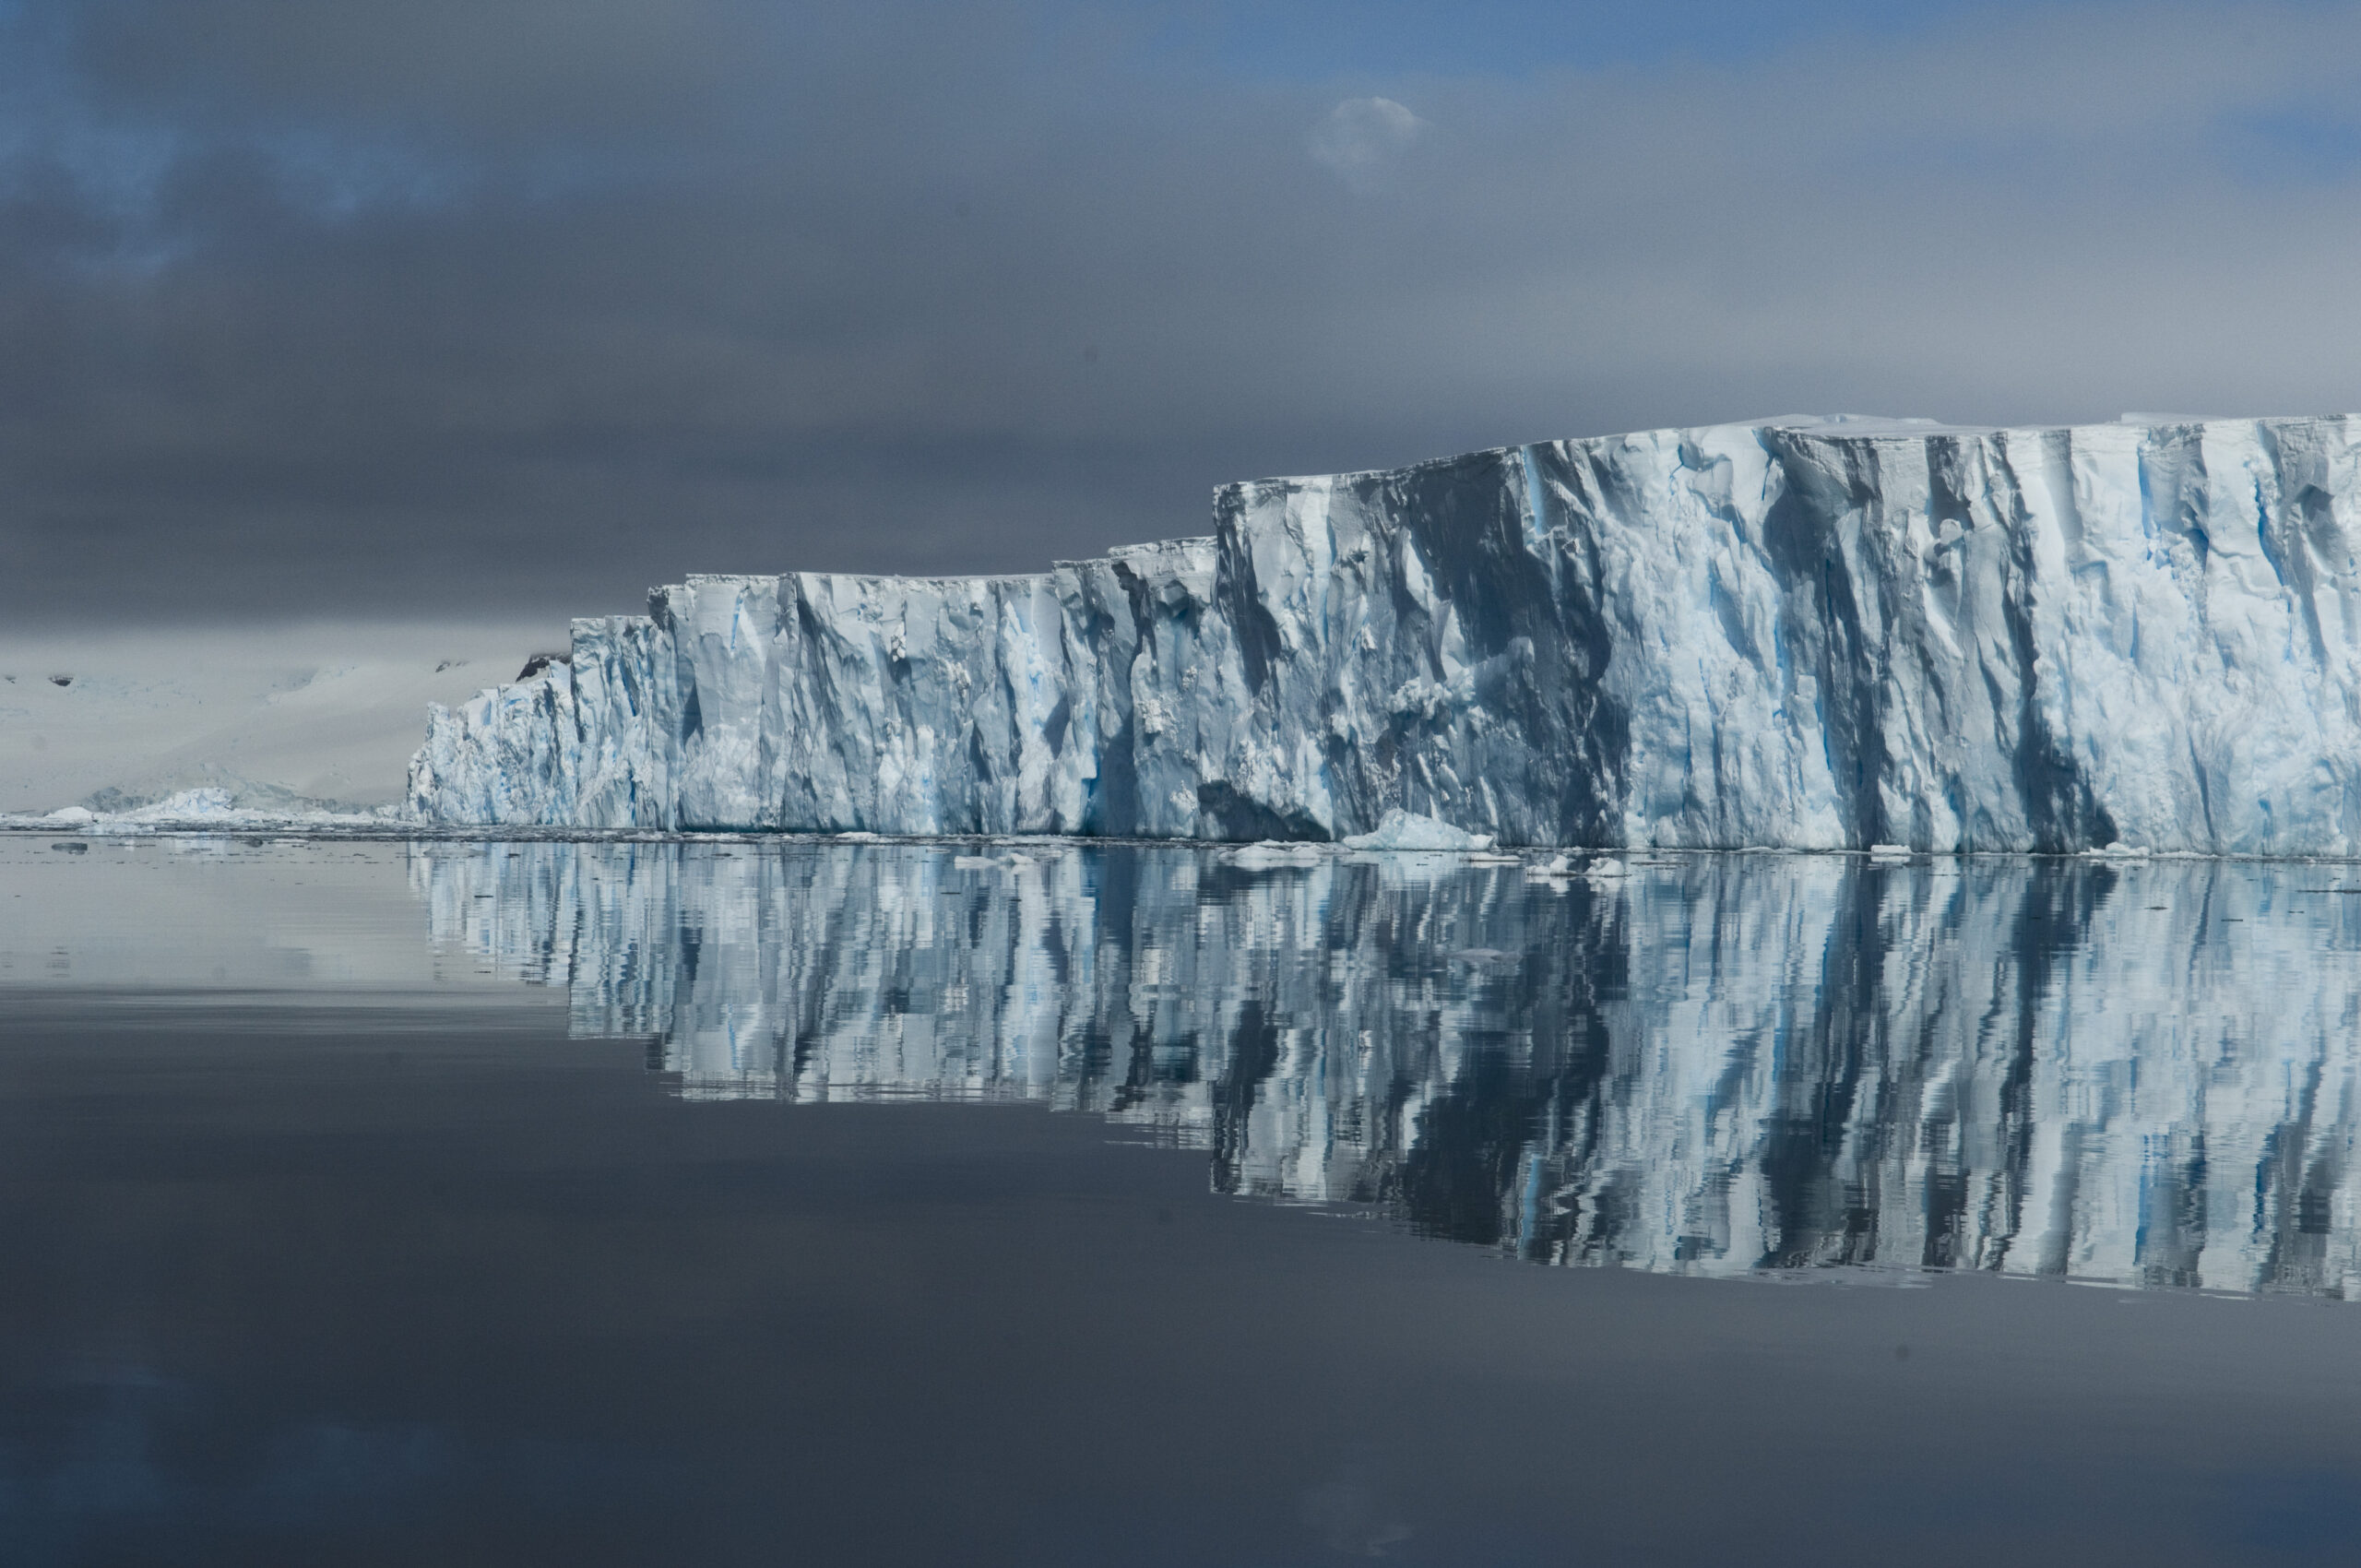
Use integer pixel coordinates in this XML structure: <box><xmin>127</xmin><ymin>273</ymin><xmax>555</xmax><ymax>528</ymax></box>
<box><xmin>415</xmin><ymin>842</ymin><xmax>2361</xmax><ymax>1295</ymax></box>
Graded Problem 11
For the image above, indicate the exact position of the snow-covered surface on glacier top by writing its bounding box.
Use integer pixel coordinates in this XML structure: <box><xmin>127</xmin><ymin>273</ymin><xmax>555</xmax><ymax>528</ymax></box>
<box><xmin>409</xmin><ymin>414</ymin><xmax>2361</xmax><ymax>855</ymax></box>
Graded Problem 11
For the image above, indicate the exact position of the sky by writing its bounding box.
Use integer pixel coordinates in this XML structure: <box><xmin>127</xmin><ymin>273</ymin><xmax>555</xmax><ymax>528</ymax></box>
<box><xmin>7</xmin><ymin>0</ymin><xmax>2361</xmax><ymax>626</ymax></box>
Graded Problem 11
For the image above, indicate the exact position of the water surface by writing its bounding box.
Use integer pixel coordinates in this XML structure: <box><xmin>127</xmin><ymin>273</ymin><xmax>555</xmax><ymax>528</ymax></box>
<box><xmin>8</xmin><ymin>837</ymin><xmax>2361</xmax><ymax>1564</ymax></box>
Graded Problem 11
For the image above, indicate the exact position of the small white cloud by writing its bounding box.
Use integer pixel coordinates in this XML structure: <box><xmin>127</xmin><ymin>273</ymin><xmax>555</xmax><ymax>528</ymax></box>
<box><xmin>1306</xmin><ymin>97</ymin><xmax>1426</xmax><ymax>192</ymax></box>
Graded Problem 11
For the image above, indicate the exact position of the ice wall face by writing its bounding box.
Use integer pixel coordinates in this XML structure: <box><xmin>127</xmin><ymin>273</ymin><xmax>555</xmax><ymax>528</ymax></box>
<box><xmin>409</xmin><ymin>416</ymin><xmax>2361</xmax><ymax>852</ymax></box>
<box><xmin>413</xmin><ymin>841</ymin><xmax>2361</xmax><ymax>1295</ymax></box>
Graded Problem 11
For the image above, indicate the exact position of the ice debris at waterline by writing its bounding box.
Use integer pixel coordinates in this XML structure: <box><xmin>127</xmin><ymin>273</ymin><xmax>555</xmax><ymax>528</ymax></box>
<box><xmin>409</xmin><ymin>414</ymin><xmax>2361</xmax><ymax>853</ymax></box>
<box><xmin>1341</xmin><ymin>807</ymin><xmax>1495</xmax><ymax>852</ymax></box>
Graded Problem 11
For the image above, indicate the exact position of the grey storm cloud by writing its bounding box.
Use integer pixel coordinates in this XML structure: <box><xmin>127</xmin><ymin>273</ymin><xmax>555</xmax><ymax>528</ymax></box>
<box><xmin>5</xmin><ymin>0</ymin><xmax>2361</xmax><ymax>624</ymax></box>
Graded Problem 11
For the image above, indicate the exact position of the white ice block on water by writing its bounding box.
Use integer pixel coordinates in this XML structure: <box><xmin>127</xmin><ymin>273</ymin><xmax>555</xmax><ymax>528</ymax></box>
<box><xmin>409</xmin><ymin>414</ymin><xmax>2361</xmax><ymax>853</ymax></box>
<box><xmin>1343</xmin><ymin>809</ymin><xmax>1493</xmax><ymax>852</ymax></box>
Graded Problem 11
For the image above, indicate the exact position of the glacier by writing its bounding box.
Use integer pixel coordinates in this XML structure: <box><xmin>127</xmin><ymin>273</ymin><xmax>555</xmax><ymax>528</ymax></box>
<box><xmin>409</xmin><ymin>414</ymin><xmax>2361</xmax><ymax>853</ymax></box>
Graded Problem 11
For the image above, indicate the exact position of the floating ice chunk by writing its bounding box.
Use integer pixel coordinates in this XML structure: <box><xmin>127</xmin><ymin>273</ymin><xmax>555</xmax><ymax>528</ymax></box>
<box><xmin>1584</xmin><ymin>858</ymin><xmax>1627</xmax><ymax>881</ymax></box>
<box><xmin>1523</xmin><ymin>854</ymin><xmax>1576</xmax><ymax>887</ymax></box>
<box><xmin>1341</xmin><ymin>810</ymin><xmax>1494</xmax><ymax>853</ymax></box>
<box><xmin>1869</xmin><ymin>843</ymin><xmax>1913</xmax><ymax>861</ymax></box>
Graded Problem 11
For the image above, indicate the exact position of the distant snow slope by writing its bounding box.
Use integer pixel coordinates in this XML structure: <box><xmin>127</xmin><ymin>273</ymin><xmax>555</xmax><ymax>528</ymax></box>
<box><xmin>0</xmin><ymin>624</ymin><xmax>564</xmax><ymax>815</ymax></box>
<box><xmin>409</xmin><ymin>414</ymin><xmax>2361</xmax><ymax>854</ymax></box>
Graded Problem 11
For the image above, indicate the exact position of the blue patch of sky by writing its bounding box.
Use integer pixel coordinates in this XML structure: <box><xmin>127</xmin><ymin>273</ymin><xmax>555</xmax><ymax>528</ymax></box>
<box><xmin>2222</xmin><ymin>109</ymin><xmax>2361</xmax><ymax>183</ymax></box>
<box><xmin>1131</xmin><ymin>0</ymin><xmax>2096</xmax><ymax>79</ymax></box>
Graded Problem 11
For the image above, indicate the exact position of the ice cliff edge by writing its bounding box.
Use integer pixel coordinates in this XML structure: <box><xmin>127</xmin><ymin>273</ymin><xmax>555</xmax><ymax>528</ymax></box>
<box><xmin>408</xmin><ymin>415</ymin><xmax>2361</xmax><ymax>853</ymax></box>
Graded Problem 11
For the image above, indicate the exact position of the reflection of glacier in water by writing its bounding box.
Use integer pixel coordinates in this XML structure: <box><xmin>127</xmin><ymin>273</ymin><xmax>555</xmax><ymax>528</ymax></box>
<box><xmin>413</xmin><ymin>841</ymin><xmax>2361</xmax><ymax>1297</ymax></box>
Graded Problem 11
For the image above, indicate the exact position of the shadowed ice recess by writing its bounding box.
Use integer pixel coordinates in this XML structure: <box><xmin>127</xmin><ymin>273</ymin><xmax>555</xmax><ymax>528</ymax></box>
<box><xmin>419</xmin><ymin>839</ymin><xmax>2361</xmax><ymax>1298</ymax></box>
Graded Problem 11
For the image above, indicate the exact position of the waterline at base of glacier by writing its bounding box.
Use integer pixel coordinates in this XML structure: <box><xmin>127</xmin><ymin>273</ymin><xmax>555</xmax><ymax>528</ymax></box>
<box><xmin>21</xmin><ymin>819</ymin><xmax>2361</xmax><ymax>865</ymax></box>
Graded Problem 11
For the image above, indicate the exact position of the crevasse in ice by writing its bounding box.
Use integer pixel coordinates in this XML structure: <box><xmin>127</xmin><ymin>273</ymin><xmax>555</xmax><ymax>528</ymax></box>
<box><xmin>409</xmin><ymin>415</ymin><xmax>2361</xmax><ymax>852</ymax></box>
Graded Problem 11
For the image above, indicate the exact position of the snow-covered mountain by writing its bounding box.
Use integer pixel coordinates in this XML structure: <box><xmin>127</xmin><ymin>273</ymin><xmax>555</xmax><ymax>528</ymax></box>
<box><xmin>410</xmin><ymin>414</ymin><xmax>2361</xmax><ymax>852</ymax></box>
<box><xmin>415</xmin><ymin>839</ymin><xmax>2361</xmax><ymax>1295</ymax></box>
<box><xmin>0</xmin><ymin>623</ymin><xmax>561</xmax><ymax>818</ymax></box>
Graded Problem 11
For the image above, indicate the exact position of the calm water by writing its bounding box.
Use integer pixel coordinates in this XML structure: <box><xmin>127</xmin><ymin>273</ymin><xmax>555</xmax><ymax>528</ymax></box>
<box><xmin>9</xmin><ymin>836</ymin><xmax>2361</xmax><ymax>1564</ymax></box>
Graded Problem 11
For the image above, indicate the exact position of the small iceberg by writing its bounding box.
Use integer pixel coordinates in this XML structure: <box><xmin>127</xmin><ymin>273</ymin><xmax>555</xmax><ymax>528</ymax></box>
<box><xmin>1342</xmin><ymin>810</ymin><xmax>1495</xmax><ymax>853</ymax></box>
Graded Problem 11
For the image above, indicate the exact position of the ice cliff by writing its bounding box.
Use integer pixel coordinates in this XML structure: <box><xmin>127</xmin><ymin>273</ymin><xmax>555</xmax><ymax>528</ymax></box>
<box><xmin>409</xmin><ymin>414</ymin><xmax>2361</xmax><ymax>853</ymax></box>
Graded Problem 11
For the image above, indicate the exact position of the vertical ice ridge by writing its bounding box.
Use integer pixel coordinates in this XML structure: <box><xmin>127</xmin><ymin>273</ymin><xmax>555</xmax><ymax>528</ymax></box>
<box><xmin>409</xmin><ymin>415</ymin><xmax>2361</xmax><ymax>853</ymax></box>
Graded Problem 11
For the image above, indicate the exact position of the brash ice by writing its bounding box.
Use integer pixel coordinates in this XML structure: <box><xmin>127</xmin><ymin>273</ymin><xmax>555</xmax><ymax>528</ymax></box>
<box><xmin>408</xmin><ymin>415</ymin><xmax>2361</xmax><ymax>853</ymax></box>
